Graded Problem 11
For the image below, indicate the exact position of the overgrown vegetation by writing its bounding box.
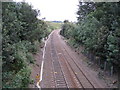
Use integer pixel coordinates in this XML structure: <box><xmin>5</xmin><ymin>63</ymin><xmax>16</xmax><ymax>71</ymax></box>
<box><xmin>60</xmin><ymin>2</ymin><xmax>120</xmax><ymax>78</ymax></box>
<box><xmin>2</xmin><ymin>2</ymin><xmax>50</xmax><ymax>88</ymax></box>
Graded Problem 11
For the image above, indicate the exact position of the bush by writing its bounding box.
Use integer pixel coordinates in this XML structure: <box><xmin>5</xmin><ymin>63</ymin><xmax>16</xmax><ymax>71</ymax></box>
<box><xmin>26</xmin><ymin>53</ymin><xmax>34</xmax><ymax>64</ymax></box>
<box><xmin>61</xmin><ymin>2</ymin><xmax>120</xmax><ymax>74</ymax></box>
<box><xmin>2</xmin><ymin>67</ymin><xmax>31</xmax><ymax>88</ymax></box>
<box><xmin>2</xmin><ymin>2</ymin><xmax>50</xmax><ymax>88</ymax></box>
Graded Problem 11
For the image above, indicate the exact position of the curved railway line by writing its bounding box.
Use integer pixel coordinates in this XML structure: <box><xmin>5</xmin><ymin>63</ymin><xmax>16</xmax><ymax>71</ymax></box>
<box><xmin>51</xmin><ymin>31</ymin><xmax>96</xmax><ymax>89</ymax></box>
<box><xmin>40</xmin><ymin>30</ymin><xmax>105</xmax><ymax>88</ymax></box>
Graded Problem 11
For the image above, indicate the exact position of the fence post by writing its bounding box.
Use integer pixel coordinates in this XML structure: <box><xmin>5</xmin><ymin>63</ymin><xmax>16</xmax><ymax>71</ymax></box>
<box><xmin>104</xmin><ymin>61</ymin><xmax>107</xmax><ymax>71</ymax></box>
<box><xmin>98</xmin><ymin>59</ymin><xmax>101</xmax><ymax>66</ymax></box>
<box><xmin>118</xmin><ymin>67</ymin><xmax>120</xmax><ymax>90</ymax></box>
<box><xmin>110</xmin><ymin>66</ymin><xmax>113</xmax><ymax>76</ymax></box>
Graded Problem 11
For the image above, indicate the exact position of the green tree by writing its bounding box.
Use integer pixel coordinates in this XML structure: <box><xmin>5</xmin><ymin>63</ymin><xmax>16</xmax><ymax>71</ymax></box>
<box><xmin>2</xmin><ymin>2</ymin><xmax>50</xmax><ymax>88</ymax></box>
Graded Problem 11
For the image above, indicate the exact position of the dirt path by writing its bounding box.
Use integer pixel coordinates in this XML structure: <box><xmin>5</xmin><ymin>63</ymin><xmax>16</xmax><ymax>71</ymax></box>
<box><xmin>31</xmin><ymin>30</ymin><xmax>109</xmax><ymax>88</ymax></box>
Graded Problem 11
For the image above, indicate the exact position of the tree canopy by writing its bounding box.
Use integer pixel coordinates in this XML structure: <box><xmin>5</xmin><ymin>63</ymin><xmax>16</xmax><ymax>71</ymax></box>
<box><xmin>61</xmin><ymin>2</ymin><xmax>120</xmax><ymax>69</ymax></box>
<box><xmin>2</xmin><ymin>2</ymin><xmax>50</xmax><ymax>88</ymax></box>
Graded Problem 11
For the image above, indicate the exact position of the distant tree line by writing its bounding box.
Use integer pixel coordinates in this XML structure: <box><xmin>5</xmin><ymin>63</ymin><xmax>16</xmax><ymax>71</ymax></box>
<box><xmin>2</xmin><ymin>2</ymin><xmax>50</xmax><ymax>88</ymax></box>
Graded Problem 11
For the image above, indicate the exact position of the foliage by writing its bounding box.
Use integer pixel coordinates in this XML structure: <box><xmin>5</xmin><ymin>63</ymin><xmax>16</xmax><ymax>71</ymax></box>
<box><xmin>2</xmin><ymin>2</ymin><xmax>49</xmax><ymax>88</ymax></box>
<box><xmin>61</xmin><ymin>2</ymin><xmax>120</xmax><ymax>68</ymax></box>
<box><xmin>2</xmin><ymin>67</ymin><xmax>31</xmax><ymax>88</ymax></box>
<box><xmin>60</xmin><ymin>20</ymin><xmax>76</xmax><ymax>39</ymax></box>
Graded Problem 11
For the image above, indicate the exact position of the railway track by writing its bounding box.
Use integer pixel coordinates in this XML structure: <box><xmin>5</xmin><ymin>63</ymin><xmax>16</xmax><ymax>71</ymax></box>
<box><xmin>63</xmin><ymin>46</ymin><xmax>95</xmax><ymax>89</ymax></box>
<box><xmin>50</xmin><ymin>34</ymin><xmax>68</xmax><ymax>88</ymax></box>
<box><xmin>51</xmin><ymin>31</ymin><xmax>97</xmax><ymax>89</ymax></box>
<box><xmin>61</xmin><ymin>46</ymin><xmax>95</xmax><ymax>89</ymax></box>
<box><xmin>41</xmin><ymin>30</ymin><xmax>103</xmax><ymax>88</ymax></box>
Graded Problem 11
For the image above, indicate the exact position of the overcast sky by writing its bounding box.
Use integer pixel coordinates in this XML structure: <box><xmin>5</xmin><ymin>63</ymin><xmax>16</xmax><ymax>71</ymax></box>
<box><xmin>15</xmin><ymin>0</ymin><xmax>79</xmax><ymax>22</ymax></box>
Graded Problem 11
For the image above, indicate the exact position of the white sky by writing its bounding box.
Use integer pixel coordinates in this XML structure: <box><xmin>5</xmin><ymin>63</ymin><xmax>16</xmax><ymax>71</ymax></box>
<box><xmin>15</xmin><ymin>0</ymin><xmax>79</xmax><ymax>22</ymax></box>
